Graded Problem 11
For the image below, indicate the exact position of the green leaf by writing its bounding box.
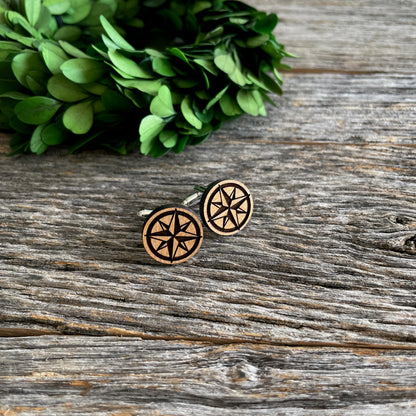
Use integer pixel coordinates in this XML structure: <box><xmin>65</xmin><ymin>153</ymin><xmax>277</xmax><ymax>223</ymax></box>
<box><xmin>246</xmin><ymin>71</ymin><xmax>271</xmax><ymax>92</ymax></box>
<box><xmin>0</xmin><ymin>91</ymin><xmax>29</xmax><ymax>100</ymax></box>
<box><xmin>229</xmin><ymin>17</ymin><xmax>248</xmax><ymax>24</ymax></box>
<box><xmin>140</xmin><ymin>136</ymin><xmax>156</xmax><ymax>155</ymax></box>
<box><xmin>101</xmin><ymin>89</ymin><xmax>132</xmax><ymax>112</ymax></box>
<box><xmin>0</xmin><ymin>41</ymin><xmax>23</xmax><ymax>52</ymax></box>
<box><xmin>81</xmin><ymin>0</ymin><xmax>117</xmax><ymax>26</ymax></box>
<box><xmin>61</xmin><ymin>58</ymin><xmax>106</xmax><ymax>84</ymax></box>
<box><xmin>11</xmin><ymin>51</ymin><xmax>47</xmax><ymax>90</ymax></box>
<box><xmin>173</xmin><ymin>78</ymin><xmax>199</xmax><ymax>89</ymax></box>
<box><xmin>199</xmin><ymin>26</ymin><xmax>224</xmax><ymax>42</ymax></box>
<box><xmin>58</xmin><ymin>40</ymin><xmax>91</xmax><ymax>58</ymax></box>
<box><xmin>152</xmin><ymin>57</ymin><xmax>176</xmax><ymax>77</ymax></box>
<box><xmin>15</xmin><ymin>96</ymin><xmax>61</xmax><ymax>124</ymax></box>
<box><xmin>229</xmin><ymin>66</ymin><xmax>246</xmax><ymax>86</ymax></box>
<box><xmin>41</xmin><ymin>42</ymin><xmax>69</xmax><ymax>74</ymax></box>
<box><xmin>181</xmin><ymin>96</ymin><xmax>202</xmax><ymax>129</ymax></box>
<box><xmin>214</xmin><ymin>44</ymin><xmax>245</xmax><ymax>86</ymax></box>
<box><xmin>93</xmin><ymin>99</ymin><xmax>106</xmax><ymax>113</ymax></box>
<box><xmin>41</xmin><ymin>123</ymin><xmax>65</xmax><ymax>145</ymax></box>
<box><xmin>192</xmin><ymin>1</ymin><xmax>212</xmax><ymax>14</ymax></box>
<box><xmin>254</xmin><ymin>13</ymin><xmax>278</xmax><ymax>34</ymax></box>
<box><xmin>9</xmin><ymin>114</ymin><xmax>32</xmax><ymax>134</ymax></box>
<box><xmin>189</xmin><ymin>132</ymin><xmax>211</xmax><ymax>146</ymax></box>
<box><xmin>150</xmin><ymin>139</ymin><xmax>170</xmax><ymax>158</ymax></box>
<box><xmin>246</xmin><ymin>34</ymin><xmax>270</xmax><ymax>48</ymax></box>
<box><xmin>260</xmin><ymin>71</ymin><xmax>283</xmax><ymax>94</ymax></box>
<box><xmin>254</xmin><ymin>90</ymin><xmax>267</xmax><ymax>116</ymax></box>
<box><xmin>145</xmin><ymin>48</ymin><xmax>165</xmax><ymax>58</ymax></box>
<box><xmin>195</xmin><ymin>106</ymin><xmax>213</xmax><ymax>124</ymax></box>
<box><xmin>112</xmin><ymin>75</ymin><xmax>162</xmax><ymax>96</ymax></box>
<box><xmin>63</xmin><ymin>100</ymin><xmax>94</xmax><ymax>134</ymax></box>
<box><xmin>167</xmin><ymin>47</ymin><xmax>189</xmax><ymax>64</ymax></box>
<box><xmin>35</xmin><ymin>6</ymin><xmax>58</xmax><ymax>37</ymax></box>
<box><xmin>24</xmin><ymin>0</ymin><xmax>41</xmax><ymax>26</ymax></box>
<box><xmin>30</xmin><ymin>124</ymin><xmax>48</xmax><ymax>154</ymax></box>
<box><xmin>4</xmin><ymin>11</ymin><xmax>40</xmax><ymax>38</ymax></box>
<box><xmin>47</xmin><ymin>73</ymin><xmax>89</xmax><ymax>102</ymax></box>
<box><xmin>272</xmin><ymin>66</ymin><xmax>284</xmax><ymax>87</ymax></box>
<box><xmin>205</xmin><ymin>84</ymin><xmax>228</xmax><ymax>111</ymax></box>
<box><xmin>214</xmin><ymin>44</ymin><xmax>235</xmax><ymax>75</ymax></box>
<box><xmin>7</xmin><ymin>135</ymin><xmax>30</xmax><ymax>156</ymax></box>
<box><xmin>101</xmin><ymin>34</ymin><xmax>121</xmax><ymax>51</ymax></box>
<box><xmin>43</xmin><ymin>0</ymin><xmax>71</xmax><ymax>15</ymax></box>
<box><xmin>54</xmin><ymin>25</ymin><xmax>82</xmax><ymax>42</ymax></box>
<box><xmin>194</xmin><ymin>58</ymin><xmax>217</xmax><ymax>75</ymax></box>
<box><xmin>82</xmin><ymin>82</ymin><xmax>107</xmax><ymax>96</ymax></box>
<box><xmin>26</xmin><ymin>75</ymin><xmax>46</xmax><ymax>95</ymax></box>
<box><xmin>139</xmin><ymin>114</ymin><xmax>165</xmax><ymax>143</ymax></box>
<box><xmin>150</xmin><ymin>85</ymin><xmax>175</xmax><ymax>117</ymax></box>
<box><xmin>236</xmin><ymin>89</ymin><xmax>260</xmax><ymax>116</ymax></box>
<box><xmin>100</xmin><ymin>15</ymin><xmax>135</xmax><ymax>52</ymax></box>
<box><xmin>108</xmin><ymin>49</ymin><xmax>152</xmax><ymax>79</ymax></box>
<box><xmin>62</xmin><ymin>0</ymin><xmax>92</xmax><ymax>24</ymax></box>
<box><xmin>159</xmin><ymin>130</ymin><xmax>178</xmax><ymax>148</ymax></box>
<box><xmin>172</xmin><ymin>135</ymin><xmax>188</xmax><ymax>154</ymax></box>
<box><xmin>123</xmin><ymin>89</ymin><xmax>144</xmax><ymax>108</ymax></box>
<box><xmin>68</xmin><ymin>131</ymin><xmax>101</xmax><ymax>153</ymax></box>
<box><xmin>4</xmin><ymin>31</ymin><xmax>35</xmax><ymax>48</ymax></box>
<box><xmin>262</xmin><ymin>39</ymin><xmax>284</xmax><ymax>60</ymax></box>
<box><xmin>219</xmin><ymin>93</ymin><xmax>242</xmax><ymax>116</ymax></box>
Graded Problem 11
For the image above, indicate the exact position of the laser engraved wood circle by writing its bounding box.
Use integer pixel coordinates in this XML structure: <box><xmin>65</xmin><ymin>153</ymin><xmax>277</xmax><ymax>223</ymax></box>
<box><xmin>142</xmin><ymin>205</ymin><xmax>203</xmax><ymax>265</ymax></box>
<box><xmin>200</xmin><ymin>179</ymin><xmax>253</xmax><ymax>236</ymax></box>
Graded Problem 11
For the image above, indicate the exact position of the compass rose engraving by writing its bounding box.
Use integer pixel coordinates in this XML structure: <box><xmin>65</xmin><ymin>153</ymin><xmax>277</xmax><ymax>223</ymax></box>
<box><xmin>142</xmin><ymin>206</ymin><xmax>203</xmax><ymax>264</ymax></box>
<box><xmin>200</xmin><ymin>179</ymin><xmax>253</xmax><ymax>235</ymax></box>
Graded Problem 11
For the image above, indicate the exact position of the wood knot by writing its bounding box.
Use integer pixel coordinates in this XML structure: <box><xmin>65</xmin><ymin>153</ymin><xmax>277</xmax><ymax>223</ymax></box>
<box><xmin>227</xmin><ymin>361</ymin><xmax>259</xmax><ymax>388</ymax></box>
<box><xmin>395</xmin><ymin>215</ymin><xmax>413</xmax><ymax>225</ymax></box>
<box><xmin>404</xmin><ymin>235</ymin><xmax>416</xmax><ymax>252</ymax></box>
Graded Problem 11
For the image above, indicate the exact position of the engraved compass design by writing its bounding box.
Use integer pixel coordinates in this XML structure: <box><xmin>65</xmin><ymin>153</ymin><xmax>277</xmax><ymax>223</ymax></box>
<box><xmin>200</xmin><ymin>179</ymin><xmax>253</xmax><ymax>235</ymax></box>
<box><xmin>142</xmin><ymin>206</ymin><xmax>203</xmax><ymax>264</ymax></box>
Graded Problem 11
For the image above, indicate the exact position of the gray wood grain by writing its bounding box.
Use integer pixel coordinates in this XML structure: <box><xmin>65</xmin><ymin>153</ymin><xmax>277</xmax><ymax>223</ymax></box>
<box><xmin>1</xmin><ymin>337</ymin><xmax>416</xmax><ymax>415</ymax></box>
<box><xmin>1</xmin><ymin>135</ymin><xmax>415</xmax><ymax>345</ymax></box>
<box><xmin>213</xmin><ymin>73</ymin><xmax>416</xmax><ymax>145</ymax></box>
<box><xmin>252</xmin><ymin>0</ymin><xmax>416</xmax><ymax>73</ymax></box>
<box><xmin>1</xmin><ymin>0</ymin><xmax>415</xmax><ymax>413</ymax></box>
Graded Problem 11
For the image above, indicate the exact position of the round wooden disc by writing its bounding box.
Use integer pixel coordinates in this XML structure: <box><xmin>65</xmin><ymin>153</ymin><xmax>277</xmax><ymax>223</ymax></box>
<box><xmin>200</xmin><ymin>179</ymin><xmax>253</xmax><ymax>236</ymax></box>
<box><xmin>142</xmin><ymin>205</ymin><xmax>203</xmax><ymax>265</ymax></box>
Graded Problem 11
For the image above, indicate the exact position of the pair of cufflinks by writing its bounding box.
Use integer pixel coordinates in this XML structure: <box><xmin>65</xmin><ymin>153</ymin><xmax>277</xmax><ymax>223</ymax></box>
<box><xmin>138</xmin><ymin>179</ymin><xmax>253</xmax><ymax>265</ymax></box>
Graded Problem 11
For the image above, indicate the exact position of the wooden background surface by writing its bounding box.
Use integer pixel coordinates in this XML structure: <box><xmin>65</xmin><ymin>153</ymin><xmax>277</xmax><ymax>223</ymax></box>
<box><xmin>1</xmin><ymin>1</ymin><xmax>416</xmax><ymax>414</ymax></box>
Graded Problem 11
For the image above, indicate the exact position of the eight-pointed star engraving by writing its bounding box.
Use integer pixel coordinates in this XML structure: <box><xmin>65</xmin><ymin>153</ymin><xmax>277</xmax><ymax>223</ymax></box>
<box><xmin>200</xmin><ymin>180</ymin><xmax>253</xmax><ymax>235</ymax></box>
<box><xmin>145</xmin><ymin>208</ymin><xmax>202</xmax><ymax>264</ymax></box>
<box><xmin>209</xmin><ymin>185</ymin><xmax>251</xmax><ymax>231</ymax></box>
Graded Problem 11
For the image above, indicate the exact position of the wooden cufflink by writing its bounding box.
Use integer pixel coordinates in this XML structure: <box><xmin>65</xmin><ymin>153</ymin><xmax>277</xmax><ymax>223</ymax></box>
<box><xmin>138</xmin><ymin>205</ymin><xmax>203</xmax><ymax>265</ymax></box>
<box><xmin>184</xmin><ymin>179</ymin><xmax>254</xmax><ymax>236</ymax></box>
<box><xmin>138</xmin><ymin>179</ymin><xmax>253</xmax><ymax>265</ymax></box>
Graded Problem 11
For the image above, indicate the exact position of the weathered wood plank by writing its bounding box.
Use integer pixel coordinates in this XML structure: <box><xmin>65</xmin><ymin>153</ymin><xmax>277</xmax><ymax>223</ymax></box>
<box><xmin>250</xmin><ymin>0</ymin><xmax>416</xmax><ymax>73</ymax></box>
<box><xmin>1</xmin><ymin>137</ymin><xmax>415</xmax><ymax>345</ymax></box>
<box><xmin>0</xmin><ymin>1</ymin><xmax>414</xmax><ymax>414</ymax></box>
<box><xmin>1</xmin><ymin>337</ymin><xmax>416</xmax><ymax>416</ymax></box>
<box><xmin>221</xmin><ymin>73</ymin><xmax>416</xmax><ymax>145</ymax></box>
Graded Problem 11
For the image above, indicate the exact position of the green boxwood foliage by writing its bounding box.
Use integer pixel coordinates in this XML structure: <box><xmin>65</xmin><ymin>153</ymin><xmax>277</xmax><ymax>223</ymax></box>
<box><xmin>0</xmin><ymin>0</ymin><xmax>294</xmax><ymax>156</ymax></box>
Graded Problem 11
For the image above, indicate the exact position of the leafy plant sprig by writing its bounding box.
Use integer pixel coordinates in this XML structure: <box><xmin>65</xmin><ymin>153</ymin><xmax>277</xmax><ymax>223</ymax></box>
<box><xmin>0</xmin><ymin>0</ymin><xmax>294</xmax><ymax>156</ymax></box>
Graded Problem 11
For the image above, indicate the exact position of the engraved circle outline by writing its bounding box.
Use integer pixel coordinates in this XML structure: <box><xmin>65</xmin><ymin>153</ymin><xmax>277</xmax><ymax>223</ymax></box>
<box><xmin>142</xmin><ymin>205</ymin><xmax>203</xmax><ymax>265</ymax></box>
<box><xmin>201</xmin><ymin>179</ymin><xmax>253</xmax><ymax>235</ymax></box>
